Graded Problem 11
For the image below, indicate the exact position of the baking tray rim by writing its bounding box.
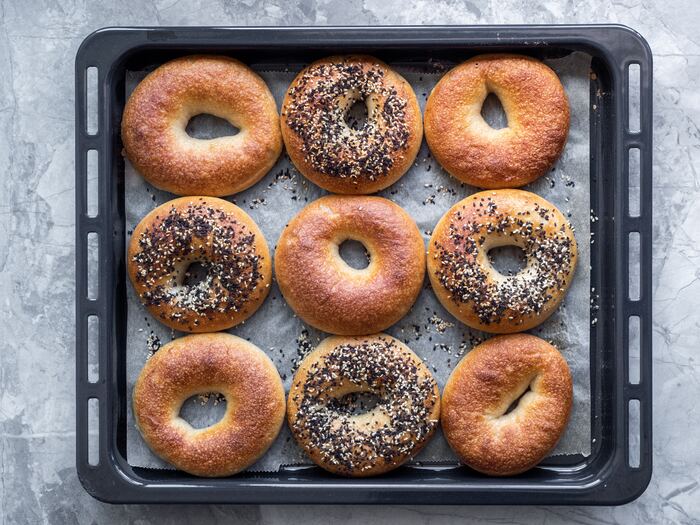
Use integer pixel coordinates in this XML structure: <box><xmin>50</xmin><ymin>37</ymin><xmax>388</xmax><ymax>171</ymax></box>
<box><xmin>74</xmin><ymin>24</ymin><xmax>653</xmax><ymax>505</ymax></box>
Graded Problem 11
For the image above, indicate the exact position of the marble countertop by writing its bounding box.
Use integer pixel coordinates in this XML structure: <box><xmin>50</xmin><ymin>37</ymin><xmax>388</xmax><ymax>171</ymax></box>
<box><xmin>1</xmin><ymin>1</ymin><xmax>698</xmax><ymax>523</ymax></box>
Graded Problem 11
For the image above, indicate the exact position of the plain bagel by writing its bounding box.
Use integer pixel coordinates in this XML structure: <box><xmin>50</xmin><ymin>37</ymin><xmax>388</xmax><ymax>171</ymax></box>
<box><xmin>274</xmin><ymin>195</ymin><xmax>425</xmax><ymax>335</ymax></box>
<box><xmin>122</xmin><ymin>55</ymin><xmax>282</xmax><ymax>196</ymax></box>
<box><xmin>441</xmin><ymin>334</ymin><xmax>573</xmax><ymax>476</ymax></box>
<box><xmin>424</xmin><ymin>54</ymin><xmax>569</xmax><ymax>188</ymax></box>
<box><xmin>132</xmin><ymin>333</ymin><xmax>286</xmax><ymax>477</ymax></box>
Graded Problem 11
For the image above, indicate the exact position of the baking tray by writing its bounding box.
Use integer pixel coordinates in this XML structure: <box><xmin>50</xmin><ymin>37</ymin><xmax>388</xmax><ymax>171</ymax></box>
<box><xmin>75</xmin><ymin>25</ymin><xmax>652</xmax><ymax>505</ymax></box>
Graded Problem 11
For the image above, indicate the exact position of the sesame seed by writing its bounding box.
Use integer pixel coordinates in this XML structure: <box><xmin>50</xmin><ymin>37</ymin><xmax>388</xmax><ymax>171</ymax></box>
<box><xmin>131</xmin><ymin>202</ymin><xmax>265</xmax><ymax>330</ymax></box>
<box><xmin>284</xmin><ymin>59</ymin><xmax>411</xmax><ymax>181</ymax></box>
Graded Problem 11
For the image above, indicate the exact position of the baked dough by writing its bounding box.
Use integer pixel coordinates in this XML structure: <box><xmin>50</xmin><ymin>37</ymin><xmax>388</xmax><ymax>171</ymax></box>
<box><xmin>428</xmin><ymin>189</ymin><xmax>577</xmax><ymax>333</ymax></box>
<box><xmin>132</xmin><ymin>333</ymin><xmax>286</xmax><ymax>477</ymax></box>
<box><xmin>281</xmin><ymin>55</ymin><xmax>422</xmax><ymax>194</ymax></box>
<box><xmin>275</xmin><ymin>195</ymin><xmax>425</xmax><ymax>335</ymax></box>
<box><xmin>424</xmin><ymin>54</ymin><xmax>569</xmax><ymax>188</ymax></box>
<box><xmin>122</xmin><ymin>55</ymin><xmax>282</xmax><ymax>196</ymax></box>
<box><xmin>287</xmin><ymin>334</ymin><xmax>440</xmax><ymax>476</ymax></box>
<box><xmin>441</xmin><ymin>333</ymin><xmax>573</xmax><ymax>476</ymax></box>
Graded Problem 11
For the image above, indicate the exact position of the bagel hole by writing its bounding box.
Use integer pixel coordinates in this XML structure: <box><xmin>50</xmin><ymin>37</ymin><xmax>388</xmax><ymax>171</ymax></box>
<box><xmin>481</xmin><ymin>93</ymin><xmax>508</xmax><ymax>130</ymax></box>
<box><xmin>181</xmin><ymin>261</ymin><xmax>209</xmax><ymax>288</ymax></box>
<box><xmin>488</xmin><ymin>246</ymin><xmax>527</xmax><ymax>276</ymax></box>
<box><xmin>186</xmin><ymin>114</ymin><xmax>239</xmax><ymax>139</ymax></box>
<box><xmin>344</xmin><ymin>99</ymin><xmax>369</xmax><ymax>131</ymax></box>
<box><xmin>339</xmin><ymin>240</ymin><xmax>370</xmax><ymax>270</ymax></box>
<box><xmin>503</xmin><ymin>384</ymin><xmax>532</xmax><ymax>416</ymax></box>
<box><xmin>330</xmin><ymin>392</ymin><xmax>381</xmax><ymax>416</ymax></box>
<box><xmin>179</xmin><ymin>393</ymin><xmax>227</xmax><ymax>429</ymax></box>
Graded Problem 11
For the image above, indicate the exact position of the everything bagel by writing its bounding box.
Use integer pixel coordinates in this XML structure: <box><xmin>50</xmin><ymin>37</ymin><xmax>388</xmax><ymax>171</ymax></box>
<box><xmin>287</xmin><ymin>334</ymin><xmax>440</xmax><ymax>476</ymax></box>
<box><xmin>281</xmin><ymin>55</ymin><xmax>422</xmax><ymax>194</ymax></box>
<box><xmin>127</xmin><ymin>197</ymin><xmax>272</xmax><ymax>332</ymax></box>
<box><xmin>428</xmin><ymin>189</ymin><xmax>577</xmax><ymax>333</ymax></box>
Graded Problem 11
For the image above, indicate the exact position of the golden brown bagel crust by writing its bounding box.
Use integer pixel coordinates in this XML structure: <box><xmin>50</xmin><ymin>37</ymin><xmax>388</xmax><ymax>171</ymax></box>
<box><xmin>287</xmin><ymin>334</ymin><xmax>440</xmax><ymax>476</ymax></box>
<box><xmin>132</xmin><ymin>333</ymin><xmax>286</xmax><ymax>477</ymax></box>
<box><xmin>428</xmin><ymin>189</ymin><xmax>577</xmax><ymax>333</ymax></box>
<box><xmin>442</xmin><ymin>334</ymin><xmax>572</xmax><ymax>476</ymax></box>
<box><xmin>122</xmin><ymin>55</ymin><xmax>282</xmax><ymax>196</ymax></box>
<box><xmin>275</xmin><ymin>195</ymin><xmax>425</xmax><ymax>335</ymax></box>
<box><xmin>281</xmin><ymin>55</ymin><xmax>422</xmax><ymax>194</ymax></box>
<box><xmin>128</xmin><ymin>197</ymin><xmax>272</xmax><ymax>332</ymax></box>
<box><xmin>424</xmin><ymin>54</ymin><xmax>569</xmax><ymax>189</ymax></box>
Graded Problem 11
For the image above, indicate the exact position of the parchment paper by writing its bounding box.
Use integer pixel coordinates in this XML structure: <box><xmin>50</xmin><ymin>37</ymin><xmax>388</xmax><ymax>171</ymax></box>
<box><xmin>125</xmin><ymin>52</ymin><xmax>592</xmax><ymax>471</ymax></box>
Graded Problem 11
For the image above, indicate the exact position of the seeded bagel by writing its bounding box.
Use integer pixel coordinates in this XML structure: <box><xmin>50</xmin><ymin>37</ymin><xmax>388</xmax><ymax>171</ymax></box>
<box><xmin>428</xmin><ymin>189</ymin><xmax>577</xmax><ymax>333</ymax></box>
<box><xmin>128</xmin><ymin>197</ymin><xmax>272</xmax><ymax>332</ymax></box>
<box><xmin>287</xmin><ymin>334</ymin><xmax>440</xmax><ymax>476</ymax></box>
<box><xmin>281</xmin><ymin>55</ymin><xmax>422</xmax><ymax>194</ymax></box>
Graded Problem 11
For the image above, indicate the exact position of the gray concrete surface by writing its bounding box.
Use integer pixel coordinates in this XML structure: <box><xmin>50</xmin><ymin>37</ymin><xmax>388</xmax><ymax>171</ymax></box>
<box><xmin>1</xmin><ymin>0</ymin><xmax>698</xmax><ymax>523</ymax></box>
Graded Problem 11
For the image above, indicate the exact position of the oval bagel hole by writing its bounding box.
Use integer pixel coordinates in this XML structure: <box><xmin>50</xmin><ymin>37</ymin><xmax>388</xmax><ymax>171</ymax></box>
<box><xmin>344</xmin><ymin>99</ymin><xmax>369</xmax><ymax>131</ymax></box>
<box><xmin>480</xmin><ymin>93</ymin><xmax>508</xmax><ymax>130</ymax></box>
<box><xmin>488</xmin><ymin>245</ymin><xmax>527</xmax><ymax>276</ymax></box>
<box><xmin>179</xmin><ymin>393</ymin><xmax>227</xmax><ymax>429</ymax></box>
<box><xmin>330</xmin><ymin>391</ymin><xmax>382</xmax><ymax>416</ymax></box>
<box><xmin>186</xmin><ymin>113</ymin><xmax>239</xmax><ymax>139</ymax></box>
<box><xmin>503</xmin><ymin>383</ymin><xmax>532</xmax><ymax>416</ymax></box>
<box><xmin>339</xmin><ymin>239</ymin><xmax>370</xmax><ymax>270</ymax></box>
<box><xmin>182</xmin><ymin>261</ymin><xmax>210</xmax><ymax>287</ymax></box>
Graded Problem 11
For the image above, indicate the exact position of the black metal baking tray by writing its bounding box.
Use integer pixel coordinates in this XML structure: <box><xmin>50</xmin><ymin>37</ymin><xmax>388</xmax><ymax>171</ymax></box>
<box><xmin>75</xmin><ymin>25</ymin><xmax>652</xmax><ymax>505</ymax></box>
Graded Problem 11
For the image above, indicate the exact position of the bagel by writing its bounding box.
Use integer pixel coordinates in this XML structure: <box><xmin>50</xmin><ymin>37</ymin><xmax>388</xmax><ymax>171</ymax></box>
<box><xmin>281</xmin><ymin>55</ymin><xmax>422</xmax><ymax>194</ymax></box>
<box><xmin>442</xmin><ymin>334</ymin><xmax>573</xmax><ymax>476</ymax></box>
<box><xmin>132</xmin><ymin>333</ymin><xmax>286</xmax><ymax>477</ymax></box>
<box><xmin>275</xmin><ymin>195</ymin><xmax>425</xmax><ymax>335</ymax></box>
<box><xmin>287</xmin><ymin>334</ymin><xmax>440</xmax><ymax>476</ymax></box>
<box><xmin>128</xmin><ymin>197</ymin><xmax>272</xmax><ymax>332</ymax></box>
<box><xmin>428</xmin><ymin>189</ymin><xmax>577</xmax><ymax>333</ymax></box>
<box><xmin>424</xmin><ymin>54</ymin><xmax>569</xmax><ymax>188</ymax></box>
<box><xmin>122</xmin><ymin>55</ymin><xmax>282</xmax><ymax>196</ymax></box>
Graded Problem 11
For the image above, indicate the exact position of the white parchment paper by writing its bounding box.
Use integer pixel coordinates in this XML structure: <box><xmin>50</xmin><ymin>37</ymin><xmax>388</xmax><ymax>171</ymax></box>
<box><xmin>125</xmin><ymin>52</ymin><xmax>592</xmax><ymax>471</ymax></box>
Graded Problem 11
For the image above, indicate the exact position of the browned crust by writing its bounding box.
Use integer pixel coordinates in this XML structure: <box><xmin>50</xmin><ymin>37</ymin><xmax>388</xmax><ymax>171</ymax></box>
<box><xmin>287</xmin><ymin>334</ymin><xmax>440</xmax><ymax>476</ymax></box>
<box><xmin>427</xmin><ymin>189</ymin><xmax>577</xmax><ymax>333</ymax></box>
<box><xmin>424</xmin><ymin>54</ymin><xmax>570</xmax><ymax>189</ymax></box>
<box><xmin>132</xmin><ymin>333</ymin><xmax>286</xmax><ymax>477</ymax></box>
<box><xmin>280</xmin><ymin>55</ymin><xmax>423</xmax><ymax>194</ymax></box>
<box><xmin>274</xmin><ymin>195</ymin><xmax>425</xmax><ymax>335</ymax></box>
<box><xmin>127</xmin><ymin>196</ymin><xmax>272</xmax><ymax>332</ymax></box>
<box><xmin>441</xmin><ymin>334</ymin><xmax>573</xmax><ymax>476</ymax></box>
<box><xmin>121</xmin><ymin>55</ymin><xmax>282</xmax><ymax>196</ymax></box>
